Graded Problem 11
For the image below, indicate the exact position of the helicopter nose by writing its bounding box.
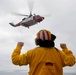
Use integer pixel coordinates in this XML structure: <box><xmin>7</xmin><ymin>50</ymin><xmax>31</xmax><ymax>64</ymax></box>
<box><xmin>42</xmin><ymin>17</ymin><xmax>44</xmax><ymax>20</ymax></box>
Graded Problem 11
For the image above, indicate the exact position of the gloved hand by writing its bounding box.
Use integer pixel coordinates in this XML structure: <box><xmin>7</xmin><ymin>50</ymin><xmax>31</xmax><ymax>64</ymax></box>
<box><xmin>60</xmin><ymin>43</ymin><xmax>67</xmax><ymax>49</ymax></box>
<box><xmin>17</xmin><ymin>42</ymin><xmax>24</xmax><ymax>47</ymax></box>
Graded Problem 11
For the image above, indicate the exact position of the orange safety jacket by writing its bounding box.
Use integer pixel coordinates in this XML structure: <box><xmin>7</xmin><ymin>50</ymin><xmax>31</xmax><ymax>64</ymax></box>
<box><xmin>11</xmin><ymin>46</ymin><xmax>75</xmax><ymax>75</ymax></box>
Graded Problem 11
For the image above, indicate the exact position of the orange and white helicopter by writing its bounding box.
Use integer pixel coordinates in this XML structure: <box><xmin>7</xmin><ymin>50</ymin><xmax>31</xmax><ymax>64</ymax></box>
<box><xmin>9</xmin><ymin>0</ymin><xmax>44</xmax><ymax>28</ymax></box>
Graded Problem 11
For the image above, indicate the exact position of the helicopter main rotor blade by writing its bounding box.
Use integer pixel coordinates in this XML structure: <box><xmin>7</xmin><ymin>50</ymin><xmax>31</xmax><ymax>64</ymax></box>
<box><xmin>12</xmin><ymin>12</ymin><xmax>28</xmax><ymax>16</ymax></box>
<box><xmin>42</xmin><ymin>14</ymin><xmax>51</xmax><ymax>17</ymax></box>
<box><xmin>28</xmin><ymin>0</ymin><xmax>35</xmax><ymax>14</ymax></box>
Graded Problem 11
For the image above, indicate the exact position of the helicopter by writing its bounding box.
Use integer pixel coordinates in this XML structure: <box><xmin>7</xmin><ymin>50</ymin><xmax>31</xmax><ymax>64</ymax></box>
<box><xmin>9</xmin><ymin>0</ymin><xmax>44</xmax><ymax>28</ymax></box>
<box><xmin>9</xmin><ymin>13</ymin><xmax>44</xmax><ymax>28</ymax></box>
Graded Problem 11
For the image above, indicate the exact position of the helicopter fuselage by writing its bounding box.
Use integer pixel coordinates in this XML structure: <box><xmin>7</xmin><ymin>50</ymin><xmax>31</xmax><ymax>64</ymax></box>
<box><xmin>9</xmin><ymin>15</ymin><xmax>44</xmax><ymax>28</ymax></box>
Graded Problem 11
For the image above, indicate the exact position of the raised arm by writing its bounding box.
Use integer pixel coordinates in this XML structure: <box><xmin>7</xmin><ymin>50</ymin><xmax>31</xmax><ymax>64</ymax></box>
<box><xmin>60</xmin><ymin>43</ymin><xmax>75</xmax><ymax>66</ymax></box>
<box><xmin>11</xmin><ymin>42</ymin><xmax>28</xmax><ymax>66</ymax></box>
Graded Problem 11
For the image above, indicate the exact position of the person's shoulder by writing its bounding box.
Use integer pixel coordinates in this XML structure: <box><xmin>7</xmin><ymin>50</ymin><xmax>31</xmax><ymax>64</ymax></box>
<box><xmin>27</xmin><ymin>47</ymin><xmax>40</xmax><ymax>52</ymax></box>
<box><xmin>54</xmin><ymin>47</ymin><xmax>63</xmax><ymax>54</ymax></box>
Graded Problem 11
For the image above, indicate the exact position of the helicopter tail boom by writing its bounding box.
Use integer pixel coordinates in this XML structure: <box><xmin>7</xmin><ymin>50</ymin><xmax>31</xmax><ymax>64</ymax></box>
<box><xmin>9</xmin><ymin>23</ymin><xmax>18</xmax><ymax>27</ymax></box>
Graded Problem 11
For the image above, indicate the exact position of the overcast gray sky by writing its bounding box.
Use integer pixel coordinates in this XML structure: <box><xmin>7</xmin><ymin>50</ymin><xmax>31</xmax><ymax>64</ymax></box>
<box><xmin>0</xmin><ymin>0</ymin><xmax>76</xmax><ymax>73</ymax></box>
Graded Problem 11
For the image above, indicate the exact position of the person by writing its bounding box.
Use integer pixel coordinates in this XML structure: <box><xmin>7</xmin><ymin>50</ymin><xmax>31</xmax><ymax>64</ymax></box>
<box><xmin>11</xmin><ymin>29</ymin><xmax>75</xmax><ymax>75</ymax></box>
